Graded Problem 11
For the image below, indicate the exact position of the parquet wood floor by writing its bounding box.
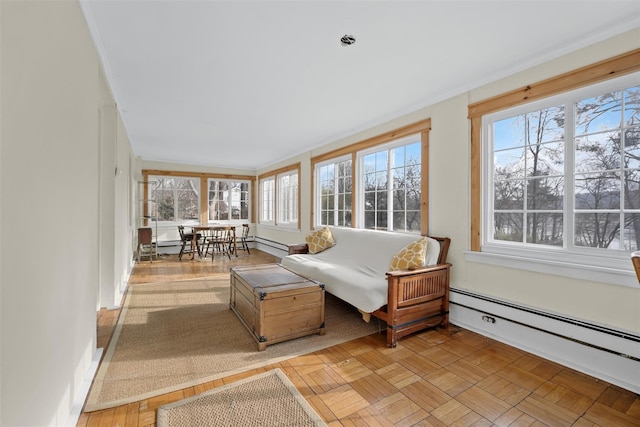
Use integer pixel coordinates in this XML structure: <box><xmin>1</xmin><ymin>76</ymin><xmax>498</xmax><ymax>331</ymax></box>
<box><xmin>78</xmin><ymin>250</ymin><xmax>640</xmax><ymax>427</ymax></box>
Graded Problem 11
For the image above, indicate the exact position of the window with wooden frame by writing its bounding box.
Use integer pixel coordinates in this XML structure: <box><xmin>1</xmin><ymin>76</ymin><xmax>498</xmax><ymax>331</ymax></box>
<box><xmin>277</xmin><ymin>169</ymin><xmax>299</xmax><ymax>227</ymax></box>
<box><xmin>258</xmin><ymin>163</ymin><xmax>301</xmax><ymax>228</ymax></box>
<box><xmin>316</xmin><ymin>156</ymin><xmax>352</xmax><ymax>227</ymax></box>
<box><xmin>146</xmin><ymin>175</ymin><xmax>200</xmax><ymax>224</ymax></box>
<box><xmin>207</xmin><ymin>179</ymin><xmax>250</xmax><ymax>222</ymax></box>
<box><xmin>259</xmin><ymin>176</ymin><xmax>275</xmax><ymax>224</ymax></box>
<box><xmin>142</xmin><ymin>170</ymin><xmax>255</xmax><ymax>225</ymax></box>
<box><xmin>311</xmin><ymin>119</ymin><xmax>430</xmax><ymax>234</ymax></box>
<box><xmin>467</xmin><ymin>49</ymin><xmax>640</xmax><ymax>287</ymax></box>
<box><xmin>359</xmin><ymin>135</ymin><xmax>423</xmax><ymax>232</ymax></box>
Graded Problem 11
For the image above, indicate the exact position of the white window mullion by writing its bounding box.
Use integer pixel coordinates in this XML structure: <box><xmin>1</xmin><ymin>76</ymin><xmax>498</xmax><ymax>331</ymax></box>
<box><xmin>566</xmin><ymin>101</ymin><xmax>576</xmax><ymax>251</ymax></box>
<box><xmin>523</xmin><ymin>114</ymin><xmax>529</xmax><ymax>244</ymax></box>
<box><xmin>333</xmin><ymin>174</ymin><xmax>339</xmax><ymax>226</ymax></box>
<box><xmin>173</xmin><ymin>186</ymin><xmax>179</xmax><ymax>221</ymax></box>
<box><xmin>387</xmin><ymin>149</ymin><xmax>394</xmax><ymax>231</ymax></box>
<box><xmin>483</xmin><ymin>117</ymin><xmax>494</xmax><ymax>246</ymax></box>
<box><xmin>619</xmin><ymin>93</ymin><xmax>626</xmax><ymax>244</ymax></box>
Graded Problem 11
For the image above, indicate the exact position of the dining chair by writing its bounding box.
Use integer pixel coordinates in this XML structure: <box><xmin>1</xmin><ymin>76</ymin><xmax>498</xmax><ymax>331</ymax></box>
<box><xmin>239</xmin><ymin>223</ymin><xmax>251</xmax><ymax>254</ymax></box>
<box><xmin>177</xmin><ymin>225</ymin><xmax>200</xmax><ymax>260</ymax></box>
<box><xmin>203</xmin><ymin>227</ymin><xmax>232</xmax><ymax>260</ymax></box>
<box><xmin>632</xmin><ymin>251</ymin><xmax>640</xmax><ymax>283</ymax></box>
<box><xmin>137</xmin><ymin>227</ymin><xmax>154</xmax><ymax>262</ymax></box>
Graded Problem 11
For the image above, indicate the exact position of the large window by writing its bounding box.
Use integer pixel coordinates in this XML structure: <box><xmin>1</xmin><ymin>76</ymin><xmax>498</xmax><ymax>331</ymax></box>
<box><xmin>208</xmin><ymin>179</ymin><xmax>250</xmax><ymax>221</ymax></box>
<box><xmin>258</xmin><ymin>164</ymin><xmax>300</xmax><ymax>228</ymax></box>
<box><xmin>473</xmin><ymin>68</ymin><xmax>640</xmax><ymax>287</ymax></box>
<box><xmin>360</xmin><ymin>137</ymin><xmax>421</xmax><ymax>232</ymax></box>
<box><xmin>148</xmin><ymin>176</ymin><xmax>200</xmax><ymax>223</ymax></box>
<box><xmin>260</xmin><ymin>177</ymin><xmax>275</xmax><ymax>224</ymax></box>
<box><xmin>486</xmin><ymin>74</ymin><xmax>640</xmax><ymax>252</ymax></box>
<box><xmin>317</xmin><ymin>157</ymin><xmax>352</xmax><ymax>227</ymax></box>
<box><xmin>277</xmin><ymin>170</ymin><xmax>298</xmax><ymax>226</ymax></box>
<box><xmin>143</xmin><ymin>170</ymin><xmax>255</xmax><ymax>226</ymax></box>
<box><xmin>312</xmin><ymin>119</ymin><xmax>429</xmax><ymax>233</ymax></box>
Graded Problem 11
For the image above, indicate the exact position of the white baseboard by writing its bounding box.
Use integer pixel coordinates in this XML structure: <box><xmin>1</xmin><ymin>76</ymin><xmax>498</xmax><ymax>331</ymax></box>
<box><xmin>65</xmin><ymin>348</ymin><xmax>103</xmax><ymax>427</ymax></box>
<box><xmin>449</xmin><ymin>288</ymin><xmax>640</xmax><ymax>394</ymax></box>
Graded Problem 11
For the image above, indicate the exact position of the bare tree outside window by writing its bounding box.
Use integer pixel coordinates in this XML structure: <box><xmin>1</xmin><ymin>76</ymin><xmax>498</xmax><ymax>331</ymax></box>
<box><xmin>319</xmin><ymin>160</ymin><xmax>352</xmax><ymax>227</ymax></box>
<box><xmin>493</xmin><ymin>107</ymin><xmax>565</xmax><ymax>246</ymax></box>
<box><xmin>150</xmin><ymin>176</ymin><xmax>199</xmax><ymax>222</ymax></box>
<box><xmin>363</xmin><ymin>141</ymin><xmax>421</xmax><ymax>232</ymax></box>
<box><xmin>574</xmin><ymin>85</ymin><xmax>640</xmax><ymax>250</ymax></box>
<box><xmin>208</xmin><ymin>179</ymin><xmax>251</xmax><ymax>222</ymax></box>
<box><xmin>491</xmin><ymin>82</ymin><xmax>640</xmax><ymax>252</ymax></box>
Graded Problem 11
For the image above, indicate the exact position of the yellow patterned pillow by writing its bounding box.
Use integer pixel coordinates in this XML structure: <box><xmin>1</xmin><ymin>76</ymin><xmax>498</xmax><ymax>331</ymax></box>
<box><xmin>305</xmin><ymin>226</ymin><xmax>336</xmax><ymax>254</ymax></box>
<box><xmin>390</xmin><ymin>237</ymin><xmax>428</xmax><ymax>271</ymax></box>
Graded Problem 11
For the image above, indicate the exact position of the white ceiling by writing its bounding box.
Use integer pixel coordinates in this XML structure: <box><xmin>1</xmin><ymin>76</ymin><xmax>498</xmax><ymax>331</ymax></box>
<box><xmin>81</xmin><ymin>1</ymin><xmax>640</xmax><ymax>171</ymax></box>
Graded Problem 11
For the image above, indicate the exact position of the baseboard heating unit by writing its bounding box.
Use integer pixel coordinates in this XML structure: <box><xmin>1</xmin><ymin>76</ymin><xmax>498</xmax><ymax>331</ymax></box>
<box><xmin>449</xmin><ymin>287</ymin><xmax>640</xmax><ymax>394</ymax></box>
<box><xmin>254</xmin><ymin>237</ymin><xmax>289</xmax><ymax>259</ymax></box>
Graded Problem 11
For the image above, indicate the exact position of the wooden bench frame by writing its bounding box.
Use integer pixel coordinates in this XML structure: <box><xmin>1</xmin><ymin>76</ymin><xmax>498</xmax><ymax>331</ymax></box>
<box><xmin>288</xmin><ymin>236</ymin><xmax>451</xmax><ymax>348</ymax></box>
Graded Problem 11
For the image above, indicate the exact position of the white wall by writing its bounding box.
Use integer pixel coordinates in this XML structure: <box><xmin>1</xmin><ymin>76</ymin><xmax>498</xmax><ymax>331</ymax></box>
<box><xmin>114</xmin><ymin>110</ymin><xmax>135</xmax><ymax>305</ymax></box>
<box><xmin>0</xmin><ymin>2</ymin><xmax>4</xmax><ymax>423</ymax></box>
<box><xmin>98</xmin><ymin>101</ymin><xmax>134</xmax><ymax>308</ymax></box>
<box><xmin>0</xmin><ymin>1</ymin><xmax>134</xmax><ymax>425</ymax></box>
<box><xmin>98</xmin><ymin>103</ymin><xmax>116</xmax><ymax>308</ymax></box>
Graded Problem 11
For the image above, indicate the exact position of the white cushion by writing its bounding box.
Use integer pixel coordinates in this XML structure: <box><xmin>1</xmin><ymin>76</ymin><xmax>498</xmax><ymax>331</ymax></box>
<box><xmin>282</xmin><ymin>227</ymin><xmax>440</xmax><ymax>313</ymax></box>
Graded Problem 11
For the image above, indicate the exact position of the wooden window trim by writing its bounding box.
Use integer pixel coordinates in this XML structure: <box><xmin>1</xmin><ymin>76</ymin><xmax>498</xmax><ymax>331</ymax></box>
<box><xmin>310</xmin><ymin>118</ymin><xmax>431</xmax><ymax>233</ymax></box>
<box><xmin>142</xmin><ymin>169</ymin><xmax>256</xmax><ymax>224</ymax></box>
<box><xmin>468</xmin><ymin>48</ymin><xmax>640</xmax><ymax>251</ymax></box>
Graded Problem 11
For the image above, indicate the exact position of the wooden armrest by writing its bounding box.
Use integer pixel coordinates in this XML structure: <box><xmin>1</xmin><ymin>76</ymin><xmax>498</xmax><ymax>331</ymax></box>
<box><xmin>380</xmin><ymin>261</ymin><xmax>452</xmax><ymax>348</ymax></box>
<box><xmin>288</xmin><ymin>243</ymin><xmax>309</xmax><ymax>255</ymax></box>
<box><xmin>385</xmin><ymin>263</ymin><xmax>452</xmax><ymax>278</ymax></box>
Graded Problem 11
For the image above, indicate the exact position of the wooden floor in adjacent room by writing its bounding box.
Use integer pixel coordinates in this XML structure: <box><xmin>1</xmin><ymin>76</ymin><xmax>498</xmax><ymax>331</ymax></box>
<box><xmin>78</xmin><ymin>249</ymin><xmax>640</xmax><ymax>427</ymax></box>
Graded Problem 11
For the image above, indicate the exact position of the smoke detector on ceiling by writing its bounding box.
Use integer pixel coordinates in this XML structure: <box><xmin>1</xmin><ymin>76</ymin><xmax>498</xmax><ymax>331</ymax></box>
<box><xmin>340</xmin><ymin>34</ymin><xmax>356</xmax><ymax>46</ymax></box>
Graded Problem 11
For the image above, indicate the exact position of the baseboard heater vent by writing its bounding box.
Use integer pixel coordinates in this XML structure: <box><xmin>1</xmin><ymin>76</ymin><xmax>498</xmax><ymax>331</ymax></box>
<box><xmin>254</xmin><ymin>237</ymin><xmax>289</xmax><ymax>260</ymax></box>
<box><xmin>449</xmin><ymin>287</ymin><xmax>640</xmax><ymax>394</ymax></box>
<box><xmin>254</xmin><ymin>237</ymin><xmax>289</xmax><ymax>251</ymax></box>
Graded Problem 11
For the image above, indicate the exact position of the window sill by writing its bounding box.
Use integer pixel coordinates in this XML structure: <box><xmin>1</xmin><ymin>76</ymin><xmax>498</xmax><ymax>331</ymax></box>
<box><xmin>464</xmin><ymin>246</ymin><xmax>638</xmax><ymax>288</ymax></box>
<box><xmin>257</xmin><ymin>223</ymin><xmax>301</xmax><ymax>233</ymax></box>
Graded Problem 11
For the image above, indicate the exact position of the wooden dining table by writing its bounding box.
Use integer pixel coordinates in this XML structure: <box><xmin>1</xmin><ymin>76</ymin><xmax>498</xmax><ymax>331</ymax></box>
<box><xmin>187</xmin><ymin>224</ymin><xmax>238</xmax><ymax>259</ymax></box>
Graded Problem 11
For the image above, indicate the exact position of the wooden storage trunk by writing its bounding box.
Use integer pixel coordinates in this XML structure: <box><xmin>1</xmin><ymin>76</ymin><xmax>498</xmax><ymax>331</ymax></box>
<box><xmin>230</xmin><ymin>264</ymin><xmax>325</xmax><ymax>351</ymax></box>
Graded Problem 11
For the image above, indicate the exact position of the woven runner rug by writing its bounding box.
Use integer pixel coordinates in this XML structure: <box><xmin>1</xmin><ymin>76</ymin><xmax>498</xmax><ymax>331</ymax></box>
<box><xmin>157</xmin><ymin>369</ymin><xmax>326</xmax><ymax>427</ymax></box>
<box><xmin>85</xmin><ymin>274</ymin><xmax>379</xmax><ymax>411</ymax></box>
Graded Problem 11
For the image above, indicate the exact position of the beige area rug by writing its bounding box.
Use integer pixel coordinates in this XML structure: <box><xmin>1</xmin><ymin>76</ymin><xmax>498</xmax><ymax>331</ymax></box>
<box><xmin>85</xmin><ymin>274</ymin><xmax>379</xmax><ymax>411</ymax></box>
<box><xmin>157</xmin><ymin>369</ymin><xmax>326</xmax><ymax>427</ymax></box>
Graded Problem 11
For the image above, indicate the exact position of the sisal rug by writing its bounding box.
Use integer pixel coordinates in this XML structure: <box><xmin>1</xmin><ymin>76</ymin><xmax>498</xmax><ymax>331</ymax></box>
<box><xmin>156</xmin><ymin>369</ymin><xmax>326</xmax><ymax>427</ymax></box>
<box><xmin>85</xmin><ymin>273</ymin><xmax>379</xmax><ymax>411</ymax></box>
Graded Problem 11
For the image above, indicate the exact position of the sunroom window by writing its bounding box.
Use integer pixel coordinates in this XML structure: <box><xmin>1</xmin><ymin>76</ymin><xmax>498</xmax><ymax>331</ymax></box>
<box><xmin>277</xmin><ymin>170</ymin><xmax>298</xmax><ymax>227</ymax></box>
<box><xmin>359</xmin><ymin>137</ymin><xmax>421</xmax><ymax>232</ymax></box>
<box><xmin>208</xmin><ymin>179</ymin><xmax>250</xmax><ymax>222</ymax></box>
<box><xmin>260</xmin><ymin>177</ymin><xmax>275</xmax><ymax>224</ymax></box>
<box><xmin>479</xmin><ymin>72</ymin><xmax>640</xmax><ymax>286</ymax></box>
<box><xmin>148</xmin><ymin>176</ymin><xmax>200</xmax><ymax>223</ymax></box>
<box><xmin>317</xmin><ymin>157</ymin><xmax>352</xmax><ymax>227</ymax></box>
<box><xmin>487</xmin><ymin>74</ymin><xmax>640</xmax><ymax>253</ymax></box>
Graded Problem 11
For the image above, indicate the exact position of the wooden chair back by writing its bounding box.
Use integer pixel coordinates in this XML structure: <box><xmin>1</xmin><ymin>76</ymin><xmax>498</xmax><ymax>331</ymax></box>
<box><xmin>138</xmin><ymin>227</ymin><xmax>153</xmax><ymax>245</ymax></box>
<box><xmin>632</xmin><ymin>251</ymin><xmax>640</xmax><ymax>283</ymax></box>
<box><xmin>429</xmin><ymin>236</ymin><xmax>451</xmax><ymax>265</ymax></box>
<box><xmin>178</xmin><ymin>225</ymin><xmax>189</xmax><ymax>241</ymax></box>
